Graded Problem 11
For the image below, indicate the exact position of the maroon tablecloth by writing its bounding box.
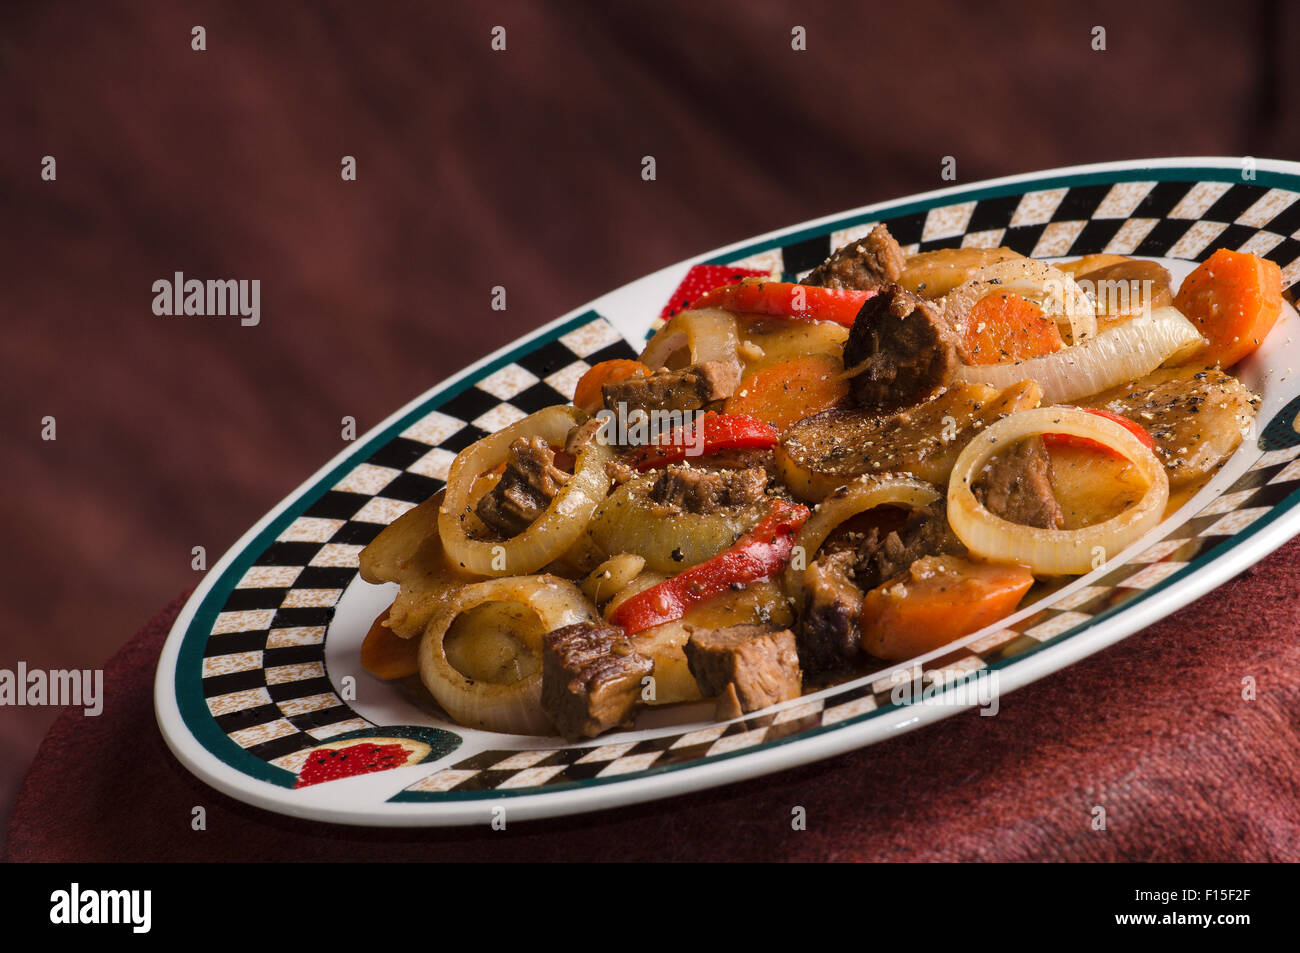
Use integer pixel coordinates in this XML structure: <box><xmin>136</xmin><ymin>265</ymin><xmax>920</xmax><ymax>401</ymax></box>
<box><xmin>7</xmin><ymin>538</ymin><xmax>1300</xmax><ymax>863</ymax></box>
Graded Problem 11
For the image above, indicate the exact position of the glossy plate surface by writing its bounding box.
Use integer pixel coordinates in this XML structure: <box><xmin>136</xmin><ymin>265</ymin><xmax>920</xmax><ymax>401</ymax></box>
<box><xmin>156</xmin><ymin>158</ymin><xmax>1300</xmax><ymax>826</ymax></box>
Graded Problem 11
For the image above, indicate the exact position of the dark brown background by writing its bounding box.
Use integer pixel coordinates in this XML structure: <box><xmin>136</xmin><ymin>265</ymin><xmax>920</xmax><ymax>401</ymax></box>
<box><xmin>1</xmin><ymin>0</ymin><xmax>1297</xmax><ymax>835</ymax></box>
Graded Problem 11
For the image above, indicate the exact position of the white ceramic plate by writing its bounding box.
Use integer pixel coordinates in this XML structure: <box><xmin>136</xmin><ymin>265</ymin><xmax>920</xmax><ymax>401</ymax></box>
<box><xmin>156</xmin><ymin>158</ymin><xmax>1300</xmax><ymax>826</ymax></box>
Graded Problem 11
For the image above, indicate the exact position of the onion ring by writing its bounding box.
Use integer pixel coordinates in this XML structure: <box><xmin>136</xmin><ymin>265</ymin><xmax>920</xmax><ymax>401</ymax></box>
<box><xmin>639</xmin><ymin>308</ymin><xmax>741</xmax><ymax>376</ymax></box>
<box><xmin>438</xmin><ymin>405</ymin><xmax>614</xmax><ymax>577</ymax></box>
<box><xmin>947</xmin><ymin>407</ymin><xmax>1168</xmax><ymax>575</ymax></box>
<box><xmin>419</xmin><ymin>574</ymin><xmax>597</xmax><ymax>734</ymax></box>
<box><xmin>783</xmin><ymin>474</ymin><xmax>940</xmax><ymax>603</ymax></box>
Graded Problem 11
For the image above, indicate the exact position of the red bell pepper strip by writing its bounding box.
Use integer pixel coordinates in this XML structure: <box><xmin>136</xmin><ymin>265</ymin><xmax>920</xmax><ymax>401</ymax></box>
<box><xmin>659</xmin><ymin>264</ymin><xmax>771</xmax><ymax>321</ymax></box>
<box><xmin>609</xmin><ymin>500</ymin><xmax>810</xmax><ymax>635</ymax></box>
<box><xmin>630</xmin><ymin>412</ymin><xmax>779</xmax><ymax>470</ymax></box>
<box><xmin>1043</xmin><ymin>407</ymin><xmax>1156</xmax><ymax>458</ymax></box>
<box><xmin>691</xmin><ymin>280</ymin><xmax>876</xmax><ymax>327</ymax></box>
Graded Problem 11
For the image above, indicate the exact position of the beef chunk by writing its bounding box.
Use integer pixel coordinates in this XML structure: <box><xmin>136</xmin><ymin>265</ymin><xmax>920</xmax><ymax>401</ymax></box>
<box><xmin>842</xmin><ymin>286</ymin><xmax>961</xmax><ymax>413</ymax></box>
<box><xmin>648</xmin><ymin>465</ymin><xmax>767</xmax><ymax>514</ymax></box>
<box><xmin>563</xmin><ymin>417</ymin><xmax>605</xmax><ymax>457</ymax></box>
<box><xmin>797</xmin><ymin>549</ymin><xmax>864</xmax><ymax>675</ymax></box>
<box><xmin>797</xmin><ymin>501</ymin><xmax>957</xmax><ymax>674</ymax></box>
<box><xmin>974</xmin><ymin>436</ymin><xmax>1064</xmax><ymax>530</ymax></box>
<box><xmin>850</xmin><ymin>503</ymin><xmax>959</xmax><ymax>591</ymax></box>
<box><xmin>475</xmin><ymin>436</ymin><xmax>569</xmax><ymax>536</ymax></box>
<box><xmin>542</xmin><ymin>622</ymin><xmax>653</xmax><ymax>740</ymax></box>
<box><xmin>602</xmin><ymin>361</ymin><xmax>740</xmax><ymax>414</ymax></box>
<box><xmin>802</xmin><ymin>224</ymin><xmax>906</xmax><ymax>291</ymax></box>
<box><xmin>684</xmin><ymin>624</ymin><xmax>802</xmax><ymax>718</ymax></box>
<box><xmin>691</xmin><ymin>447</ymin><xmax>776</xmax><ymax>472</ymax></box>
<box><xmin>605</xmin><ymin>456</ymin><xmax>638</xmax><ymax>488</ymax></box>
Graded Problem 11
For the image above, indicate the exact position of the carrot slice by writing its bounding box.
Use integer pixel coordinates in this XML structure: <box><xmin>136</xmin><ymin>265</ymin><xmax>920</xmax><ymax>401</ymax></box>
<box><xmin>572</xmin><ymin>359</ymin><xmax>650</xmax><ymax>415</ymax></box>
<box><xmin>860</xmin><ymin>556</ymin><xmax>1034</xmax><ymax>661</ymax></box>
<box><xmin>962</xmin><ymin>293</ymin><xmax>1064</xmax><ymax>364</ymax></box>
<box><xmin>723</xmin><ymin>354</ymin><xmax>850</xmax><ymax>430</ymax></box>
<box><xmin>360</xmin><ymin>608</ymin><xmax>420</xmax><ymax>680</ymax></box>
<box><xmin>1173</xmin><ymin>248</ymin><xmax>1283</xmax><ymax>368</ymax></box>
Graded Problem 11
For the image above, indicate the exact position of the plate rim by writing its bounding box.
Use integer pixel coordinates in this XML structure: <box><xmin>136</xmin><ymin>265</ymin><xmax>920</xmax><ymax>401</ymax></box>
<box><xmin>155</xmin><ymin>155</ymin><xmax>1300</xmax><ymax>826</ymax></box>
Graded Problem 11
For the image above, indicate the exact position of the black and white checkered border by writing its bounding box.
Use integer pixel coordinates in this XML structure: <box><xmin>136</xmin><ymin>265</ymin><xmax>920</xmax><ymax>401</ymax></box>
<box><xmin>195</xmin><ymin>313</ymin><xmax>638</xmax><ymax>772</ymax></box>
<box><xmin>397</xmin><ymin>442</ymin><xmax>1300</xmax><ymax>796</ymax></box>
<box><xmin>725</xmin><ymin>179</ymin><xmax>1300</xmax><ymax>288</ymax></box>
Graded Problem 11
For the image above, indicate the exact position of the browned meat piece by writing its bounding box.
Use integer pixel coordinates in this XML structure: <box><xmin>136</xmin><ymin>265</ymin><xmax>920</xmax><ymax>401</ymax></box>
<box><xmin>802</xmin><ymin>224</ymin><xmax>906</xmax><ymax>291</ymax></box>
<box><xmin>849</xmin><ymin>502</ymin><xmax>961</xmax><ymax>591</ymax></box>
<box><xmin>842</xmin><ymin>285</ymin><xmax>961</xmax><ymax>413</ymax></box>
<box><xmin>684</xmin><ymin>624</ymin><xmax>802</xmax><ymax>718</ymax></box>
<box><xmin>563</xmin><ymin>417</ymin><xmax>605</xmax><ymax>456</ymax></box>
<box><xmin>604</xmin><ymin>456</ymin><xmax>637</xmax><ymax>488</ymax></box>
<box><xmin>797</xmin><ymin>549</ymin><xmax>864</xmax><ymax>674</ymax></box>
<box><xmin>797</xmin><ymin>501</ymin><xmax>958</xmax><ymax>674</ymax></box>
<box><xmin>974</xmin><ymin>435</ymin><xmax>1064</xmax><ymax>529</ymax></box>
<box><xmin>647</xmin><ymin>465</ymin><xmax>768</xmax><ymax>514</ymax></box>
<box><xmin>601</xmin><ymin>361</ymin><xmax>740</xmax><ymax>414</ymax></box>
<box><xmin>685</xmin><ymin>446</ymin><xmax>776</xmax><ymax>473</ymax></box>
<box><xmin>475</xmin><ymin>436</ymin><xmax>569</xmax><ymax>536</ymax></box>
<box><xmin>542</xmin><ymin>622</ymin><xmax>654</xmax><ymax>739</ymax></box>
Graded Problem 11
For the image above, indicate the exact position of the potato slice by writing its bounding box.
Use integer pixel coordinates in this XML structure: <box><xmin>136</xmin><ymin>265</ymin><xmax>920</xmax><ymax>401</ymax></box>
<box><xmin>1073</xmin><ymin>259</ymin><xmax>1174</xmax><ymax>331</ymax></box>
<box><xmin>624</xmin><ymin>580</ymin><xmax>793</xmax><ymax>705</ymax></box>
<box><xmin>1054</xmin><ymin>253</ymin><xmax>1132</xmax><ymax>277</ymax></box>
<box><xmin>1046</xmin><ymin>445</ymin><xmax>1150</xmax><ymax>529</ymax></box>
<box><xmin>734</xmin><ymin>314</ymin><xmax>848</xmax><ymax>375</ymax></box>
<box><xmin>1083</xmin><ymin>365</ymin><xmax>1259</xmax><ymax>488</ymax></box>
<box><xmin>776</xmin><ymin>380</ymin><xmax>1042</xmax><ymax>498</ymax></box>
<box><xmin>899</xmin><ymin>247</ymin><xmax>1024</xmax><ymax>299</ymax></box>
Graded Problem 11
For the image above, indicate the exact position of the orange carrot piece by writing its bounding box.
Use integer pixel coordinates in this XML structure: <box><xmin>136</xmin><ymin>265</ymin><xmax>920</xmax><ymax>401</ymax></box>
<box><xmin>572</xmin><ymin>359</ymin><xmax>650</xmax><ymax>415</ymax></box>
<box><xmin>962</xmin><ymin>293</ymin><xmax>1064</xmax><ymax>365</ymax></box>
<box><xmin>723</xmin><ymin>354</ymin><xmax>849</xmax><ymax>430</ymax></box>
<box><xmin>360</xmin><ymin>608</ymin><xmax>420</xmax><ymax>680</ymax></box>
<box><xmin>1173</xmin><ymin>248</ymin><xmax>1283</xmax><ymax>368</ymax></box>
<box><xmin>860</xmin><ymin>556</ymin><xmax>1034</xmax><ymax>661</ymax></box>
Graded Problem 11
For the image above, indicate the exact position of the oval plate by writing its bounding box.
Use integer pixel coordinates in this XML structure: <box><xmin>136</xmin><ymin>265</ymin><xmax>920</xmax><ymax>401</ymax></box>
<box><xmin>156</xmin><ymin>158</ymin><xmax>1300</xmax><ymax>826</ymax></box>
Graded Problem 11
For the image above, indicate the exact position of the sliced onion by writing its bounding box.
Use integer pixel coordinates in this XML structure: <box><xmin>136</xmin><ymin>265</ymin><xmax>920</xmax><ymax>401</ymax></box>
<box><xmin>639</xmin><ymin>308</ymin><xmax>741</xmax><ymax>376</ymax></box>
<box><xmin>419</xmin><ymin>575</ymin><xmax>597</xmax><ymax>735</ymax></box>
<box><xmin>944</xmin><ymin>259</ymin><xmax>1097</xmax><ymax>345</ymax></box>
<box><xmin>439</xmin><ymin>405</ymin><xmax>613</xmax><ymax>577</ymax></box>
<box><xmin>954</xmin><ymin>306</ymin><xmax>1204</xmax><ymax>404</ymax></box>
<box><xmin>948</xmin><ymin>407</ymin><xmax>1168</xmax><ymax>575</ymax></box>
<box><xmin>783</xmin><ymin>474</ymin><xmax>940</xmax><ymax>603</ymax></box>
<box><xmin>587</xmin><ymin>473</ymin><xmax>768</xmax><ymax>574</ymax></box>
